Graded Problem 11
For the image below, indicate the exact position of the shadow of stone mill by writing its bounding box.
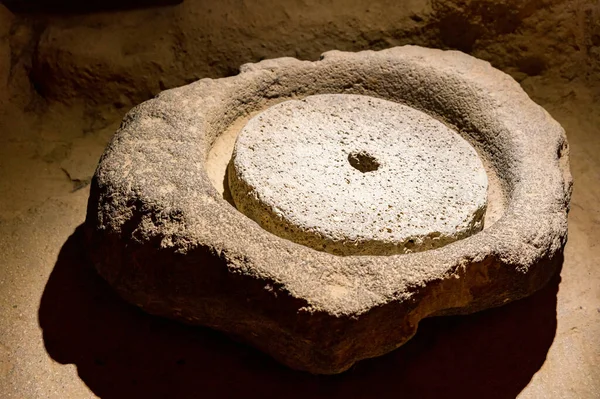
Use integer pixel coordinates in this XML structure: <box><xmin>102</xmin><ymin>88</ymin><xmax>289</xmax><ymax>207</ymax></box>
<box><xmin>38</xmin><ymin>225</ymin><xmax>561</xmax><ymax>399</ymax></box>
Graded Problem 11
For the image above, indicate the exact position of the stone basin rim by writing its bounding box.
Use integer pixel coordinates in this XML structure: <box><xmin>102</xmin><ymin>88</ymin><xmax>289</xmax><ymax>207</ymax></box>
<box><xmin>86</xmin><ymin>46</ymin><xmax>571</xmax><ymax>373</ymax></box>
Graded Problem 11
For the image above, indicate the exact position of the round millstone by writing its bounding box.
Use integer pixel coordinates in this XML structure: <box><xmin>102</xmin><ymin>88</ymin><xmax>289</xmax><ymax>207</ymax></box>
<box><xmin>228</xmin><ymin>94</ymin><xmax>489</xmax><ymax>255</ymax></box>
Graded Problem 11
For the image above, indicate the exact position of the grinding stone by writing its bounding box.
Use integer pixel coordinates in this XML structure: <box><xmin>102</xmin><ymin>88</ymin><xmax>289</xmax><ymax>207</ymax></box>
<box><xmin>229</xmin><ymin>94</ymin><xmax>488</xmax><ymax>255</ymax></box>
<box><xmin>85</xmin><ymin>46</ymin><xmax>572</xmax><ymax>374</ymax></box>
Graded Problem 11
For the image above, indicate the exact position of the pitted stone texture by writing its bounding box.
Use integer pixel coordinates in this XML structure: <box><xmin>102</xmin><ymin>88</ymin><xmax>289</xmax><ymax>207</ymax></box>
<box><xmin>229</xmin><ymin>94</ymin><xmax>488</xmax><ymax>255</ymax></box>
<box><xmin>85</xmin><ymin>46</ymin><xmax>572</xmax><ymax>374</ymax></box>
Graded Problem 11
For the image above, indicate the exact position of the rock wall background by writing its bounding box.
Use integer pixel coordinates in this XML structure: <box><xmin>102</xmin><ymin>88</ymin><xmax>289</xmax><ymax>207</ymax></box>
<box><xmin>1</xmin><ymin>0</ymin><xmax>599</xmax><ymax>111</ymax></box>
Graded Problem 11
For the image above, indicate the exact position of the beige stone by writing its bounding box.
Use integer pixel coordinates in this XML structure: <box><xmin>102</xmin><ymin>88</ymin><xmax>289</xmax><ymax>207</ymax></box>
<box><xmin>85</xmin><ymin>46</ymin><xmax>571</xmax><ymax>374</ymax></box>
<box><xmin>229</xmin><ymin>94</ymin><xmax>488</xmax><ymax>255</ymax></box>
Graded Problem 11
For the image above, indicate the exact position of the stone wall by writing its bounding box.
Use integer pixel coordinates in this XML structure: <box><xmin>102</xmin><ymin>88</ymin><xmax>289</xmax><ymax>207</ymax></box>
<box><xmin>1</xmin><ymin>0</ymin><xmax>599</xmax><ymax>110</ymax></box>
<box><xmin>0</xmin><ymin>6</ymin><xmax>14</xmax><ymax>111</ymax></box>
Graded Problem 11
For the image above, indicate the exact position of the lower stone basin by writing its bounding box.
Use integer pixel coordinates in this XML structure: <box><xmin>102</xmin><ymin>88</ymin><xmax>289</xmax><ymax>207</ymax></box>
<box><xmin>84</xmin><ymin>46</ymin><xmax>572</xmax><ymax>374</ymax></box>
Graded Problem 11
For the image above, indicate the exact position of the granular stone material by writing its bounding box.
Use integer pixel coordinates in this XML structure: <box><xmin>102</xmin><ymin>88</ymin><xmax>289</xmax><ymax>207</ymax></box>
<box><xmin>229</xmin><ymin>94</ymin><xmax>488</xmax><ymax>255</ymax></box>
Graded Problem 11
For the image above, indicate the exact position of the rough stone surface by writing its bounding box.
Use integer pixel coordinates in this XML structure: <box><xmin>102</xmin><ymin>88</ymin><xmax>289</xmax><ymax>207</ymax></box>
<box><xmin>229</xmin><ymin>94</ymin><xmax>488</xmax><ymax>255</ymax></box>
<box><xmin>85</xmin><ymin>46</ymin><xmax>572</xmax><ymax>374</ymax></box>
<box><xmin>16</xmin><ymin>0</ymin><xmax>599</xmax><ymax>109</ymax></box>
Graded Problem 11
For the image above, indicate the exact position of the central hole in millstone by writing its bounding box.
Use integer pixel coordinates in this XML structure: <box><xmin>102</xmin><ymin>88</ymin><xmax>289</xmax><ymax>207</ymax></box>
<box><xmin>348</xmin><ymin>150</ymin><xmax>380</xmax><ymax>173</ymax></box>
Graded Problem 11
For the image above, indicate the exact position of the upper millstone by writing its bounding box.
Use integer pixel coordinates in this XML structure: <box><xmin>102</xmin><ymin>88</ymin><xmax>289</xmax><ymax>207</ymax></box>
<box><xmin>229</xmin><ymin>94</ymin><xmax>489</xmax><ymax>255</ymax></box>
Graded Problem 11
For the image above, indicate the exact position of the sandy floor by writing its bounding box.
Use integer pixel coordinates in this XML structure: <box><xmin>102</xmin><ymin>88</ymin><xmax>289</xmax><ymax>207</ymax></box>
<box><xmin>0</xmin><ymin>75</ymin><xmax>598</xmax><ymax>398</ymax></box>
